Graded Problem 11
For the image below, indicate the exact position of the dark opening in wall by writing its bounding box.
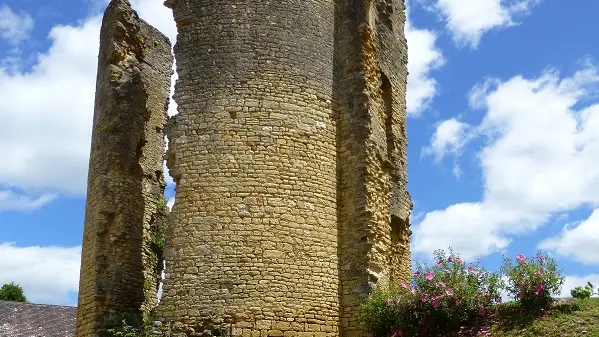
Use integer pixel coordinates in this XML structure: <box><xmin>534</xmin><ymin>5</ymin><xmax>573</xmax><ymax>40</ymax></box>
<box><xmin>377</xmin><ymin>1</ymin><xmax>393</xmax><ymax>31</ymax></box>
<box><xmin>390</xmin><ymin>215</ymin><xmax>402</xmax><ymax>244</ymax></box>
<box><xmin>381</xmin><ymin>72</ymin><xmax>394</xmax><ymax>160</ymax></box>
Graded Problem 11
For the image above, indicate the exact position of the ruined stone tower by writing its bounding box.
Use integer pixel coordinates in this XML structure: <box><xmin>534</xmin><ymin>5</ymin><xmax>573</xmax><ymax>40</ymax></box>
<box><xmin>335</xmin><ymin>1</ymin><xmax>412</xmax><ymax>335</ymax></box>
<box><xmin>77</xmin><ymin>0</ymin><xmax>411</xmax><ymax>336</ymax></box>
<box><xmin>75</xmin><ymin>1</ymin><xmax>173</xmax><ymax>335</ymax></box>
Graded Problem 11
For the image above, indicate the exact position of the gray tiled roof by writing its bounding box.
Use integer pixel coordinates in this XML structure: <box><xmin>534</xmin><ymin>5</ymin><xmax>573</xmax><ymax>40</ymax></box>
<box><xmin>0</xmin><ymin>301</ymin><xmax>76</xmax><ymax>337</ymax></box>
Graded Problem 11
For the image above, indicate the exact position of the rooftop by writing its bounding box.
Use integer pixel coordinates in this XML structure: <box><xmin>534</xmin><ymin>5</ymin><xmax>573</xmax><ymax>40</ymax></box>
<box><xmin>0</xmin><ymin>301</ymin><xmax>76</xmax><ymax>337</ymax></box>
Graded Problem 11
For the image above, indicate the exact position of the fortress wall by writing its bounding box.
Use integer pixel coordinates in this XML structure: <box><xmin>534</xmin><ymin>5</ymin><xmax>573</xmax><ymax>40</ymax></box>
<box><xmin>75</xmin><ymin>0</ymin><xmax>173</xmax><ymax>335</ymax></box>
<box><xmin>377</xmin><ymin>0</ymin><xmax>412</xmax><ymax>284</ymax></box>
<box><xmin>158</xmin><ymin>0</ymin><xmax>339</xmax><ymax>335</ymax></box>
<box><xmin>334</xmin><ymin>1</ymin><xmax>411</xmax><ymax>336</ymax></box>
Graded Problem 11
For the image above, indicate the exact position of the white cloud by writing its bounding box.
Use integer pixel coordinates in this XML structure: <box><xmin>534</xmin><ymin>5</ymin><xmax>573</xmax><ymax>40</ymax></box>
<box><xmin>425</xmin><ymin>0</ymin><xmax>541</xmax><ymax>48</ymax></box>
<box><xmin>423</xmin><ymin>118</ymin><xmax>471</xmax><ymax>162</ymax></box>
<box><xmin>0</xmin><ymin>17</ymin><xmax>101</xmax><ymax>196</ymax></box>
<box><xmin>0</xmin><ymin>243</ymin><xmax>81</xmax><ymax>305</ymax></box>
<box><xmin>0</xmin><ymin>0</ymin><xmax>176</xmax><ymax>204</ymax></box>
<box><xmin>0</xmin><ymin>5</ymin><xmax>33</xmax><ymax>44</ymax></box>
<box><xmin>560</xmin><ymin>274</ymin><xmax>599</xmax><ymax>298</ymax></box>
<box><xmin>0</xmin><ymin>190</ymin><xmax>57</xmax><ymax>212</ymax></box>
<box><xmin>539</xmin><ymin>210</ymin><xmax>599</xmax><ymax>265</ymax></box>
<box><xmin>405</xmin><ymin>13</ymin><xmax>444</xmax><ymax>116</ymax></box>
<box><xmin>413</xmin><ymin>63</ymin><xmax>599</xmax><ymax>261</ymax></box>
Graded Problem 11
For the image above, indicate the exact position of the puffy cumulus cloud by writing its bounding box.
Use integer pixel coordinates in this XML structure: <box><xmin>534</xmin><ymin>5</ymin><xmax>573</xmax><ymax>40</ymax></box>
<box><xmin>0</xmin><ymin>0</ymin><xmax>177</xmax><ymax>207</ymax></box>
<box><xmin>0</xmin><ymin>16</ymin><xmax>101</xmax><ymax>195</ymax></box>
<box><xmin>0</xmin><ymin>190</ymin><xmax>57</xmax><ymax>212</ymax></box>
<box><xmin>0</xmin><ymin>4</ymin><xmax>33</xmax><ymax>44</ymax></box>
<box><xmin>405</xmin><ymin>18</ymin><xmax>444</xmax><ymax>116</ymax></box>
<box><xmin>0</xmin><ymin>243</ymin><xmax>81</xmax><ymax>305</ymax></box>
<box><xmin>423</xmin><ymin>0</ymin><xmax>541</xmax><ymax>48</ymax></box>
<box><xmin>413</xmin><ymin>63</ymin><xmax>599</xmax><ymax>260</ymax></box>
<box><xmin>423</xmin><ymin>118</ymin><xmax>471</xmax><ymax>162</ymax></box>
<box><xmin>539</xmin><ymin>210</ymin><xmax>599</xmax><ymax>265</ymax></box>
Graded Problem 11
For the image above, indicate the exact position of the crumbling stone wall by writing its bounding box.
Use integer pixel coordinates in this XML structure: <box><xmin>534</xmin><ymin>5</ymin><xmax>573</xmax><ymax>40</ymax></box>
<box><xmin>75</xmin><ymin>0</ymin><xmax>173</xmax><ymax>336</ymax></box>
<box><xmin>77</xmin><ymin>0</ymin><xmax>411</xmax><ymax>336</ymax></box>
<box><xmin>334</xmin><ymin>1</ymin><xmax>412</xmax><ymax>336</ymax></box>
<box><xmin>156</xmin><ymin>0</ymin><xmax>339</xmax><ymax>336</ymax></box>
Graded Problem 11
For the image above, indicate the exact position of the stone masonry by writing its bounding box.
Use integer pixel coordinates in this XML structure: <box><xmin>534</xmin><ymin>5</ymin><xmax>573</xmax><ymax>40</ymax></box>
<box><xmin>77</xmin><ymin>0</ymin><xmax>411</xmax><ymax>336</ymax></box>
<box><xmin>335</xmin><ymin>1</ymin><xmax>412</xmax><ymax>336</ymax></box>
<box><xmin>75</xmin><ymin>0</ymin><xmax>173</xmax><ymax>336</ymax></box>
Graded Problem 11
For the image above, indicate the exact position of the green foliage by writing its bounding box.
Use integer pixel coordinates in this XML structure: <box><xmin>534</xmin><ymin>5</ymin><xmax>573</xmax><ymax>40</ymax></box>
<box><xmin>105</xmin><ymin>319</ymin><xmax>142</xmax><ymax>337</ymax></box>
<box><xmin>157</xmin><ymin>196</ymin><xmax>168</xmax><ymax>212</ymax></box>
<box><xmin>0</xmin><ymin>282</ymin><xmax>27</xmax><ymax>302</ymax></box>
<box><xmin>361</xmin><ymin>249</ymin><xmax>502</xmax><ymax>337</ymax></box>
<box><xmin>571</xmin><ymin>282</ymin><xmax>598</xmax><ymax>300</ymax></box>
<box><xmin>500</xmin><ymin>250</ymin><xmax>564</xmax><ymax>309</ymax></box>
<box><xmin>151</xmin><ymin>230</ymin><xmax>165</xmax><ymax>251</ymax></box>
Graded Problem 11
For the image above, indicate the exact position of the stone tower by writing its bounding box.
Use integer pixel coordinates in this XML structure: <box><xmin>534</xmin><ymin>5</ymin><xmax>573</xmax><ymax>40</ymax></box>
<box><xmin>75</xmin><ymin>0</ymin><xmax>173</xmax><ymax>336</ymax></box>
<box><xmin>158</xmin><ymin>0</ymin><xmax>340</xmax><ymax>335</ymax></box>
<box><xmin>77</xmin><ymin>0</ymin><xmax>411</xmax><ymax>336</ymax></box>
<box><xmin>158</xmin><ymin>0</ymin><xmax>411</xmax><ymax>336</ymax></box>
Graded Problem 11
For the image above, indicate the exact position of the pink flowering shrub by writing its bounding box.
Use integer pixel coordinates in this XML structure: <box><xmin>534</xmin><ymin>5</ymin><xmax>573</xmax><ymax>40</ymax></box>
<box><xmin>500</xmin><ymin>250</ymin><xmax>564</xmax><ymax>309</ymax></box>
<box><xmin>361</xmin><ymin>249</ymin><xmax>501</xmax><ymax>337</ymax></box>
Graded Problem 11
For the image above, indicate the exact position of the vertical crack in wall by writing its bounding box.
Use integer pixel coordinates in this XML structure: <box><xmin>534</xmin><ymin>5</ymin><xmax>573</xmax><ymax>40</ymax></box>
<box><xmin>75</xmin><ymin>0</ymin><xmax>173</xmax><ymax>336</ymax></box>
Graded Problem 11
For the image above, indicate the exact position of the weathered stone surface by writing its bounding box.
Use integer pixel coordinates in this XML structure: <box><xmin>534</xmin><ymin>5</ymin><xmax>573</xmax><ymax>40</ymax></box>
<box><xmin>75</xmin><ymin>0</ymin><xmax>173</xmax><ymax>336</ymax></box>
<box><xmin>157</xmin><ymin>0</ymin><xmax>339</xmax><ymax>335</ymax></box>
<box><xmin>335</xmin><ymin>1</ymin><xmax>412</xmax><ymax>336</ymax></box>
<box><xmin>77</xmin><ymin>0</ymin><xmax>411</xmax><ymax>336</ymax></box>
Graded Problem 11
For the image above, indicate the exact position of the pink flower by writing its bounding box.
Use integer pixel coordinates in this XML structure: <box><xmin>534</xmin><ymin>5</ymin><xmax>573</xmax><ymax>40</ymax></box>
<box><xmin>485</xmin><ymin>291</ymin><xmax>491</xmax><ymax>298</ymax></box>
<box><xmin>386</xmin><ymin>298</ymin><xmax>393</xmax><ymax>306</ymax></box>
<box><xmin>496</xmin><ymin>297</ymin><xmax>502</xmax><ymax>303</ymax></box>
<box><xmin>446</xmin><ymin>289</ymin><xmax>454</xmax><ymax>296</ymax></box>
<box><xmin>396</xmin><ymin>296</ymin><xmax>402</xmax><ymax>304</ymax></box>
<box><xmin>457</xmin><ymin>257</ymin><xmax>464</xmax><ymax>264</ymax></box>
<box><xmin>447</xmin><ymin>256</ymin><xmax>453</xmax><ymax>263</ymax></box>
<box><xmin>401</xmin><ymin>282</ymin><xmax>408</xmax><ymax>289</ymax></box>
<box><xmin>516</xmin><ymin>254</ymin><xmax>526</xmax><ymax>263</ymax></box>
<box><xmin>435</xmin><ymin>262</ymin><xmax>442</xmax><ymax>268</ymax></box>
<box><xmin>421</xmin><ymin>295</ymin><xmax>428</xmax><ymax>303</ymax></box>
<box><xmin>413</xmin><ymin>270</ymin><xmax>421</xmax><ymax>277</ymax></box>
<box><xmin>432</xmin><ymin>299</ymin><xmax>441</xmax><ymax>308</ymax></box>
<box><xmin>538</xmin><ymin>256</ymin><xmax>546</xmax><ymax>263</ymax></box>
<box><xmin>477</xmin><ymin>304</ymin><xmax>487</xmax><ymax>316</ymax></box>
<box><xmin>467</xmin><ymin>266</ymin><xmax>474</xmax><ymax>273</ymax></box>
<box><xmin>426</xmin><ymin>271</ymin><xmax>434</xmax><ymax>280</ymax></box>
<box><xmin>419</xmin><ymin>318</ymin><xmax>425</xmax><ymax>325</ymax></box>
<box><xmin>535</xmin><ymin>283</ymin><xmax>544</xmax><ymax>296</ymax></box>
<box><xmin>456</xmin><ymin>300</ymin><xmax>462</xmax><ymax>305</ymax></box>
<box><xmin>535</xmin><ymin>268</ymin><xmax>542</xmax><ymax>277</ymax></box>
<box><xmin>439</xmin><ymin>281</ymin><xmax>446</xmax><ymax>287</ymax></box>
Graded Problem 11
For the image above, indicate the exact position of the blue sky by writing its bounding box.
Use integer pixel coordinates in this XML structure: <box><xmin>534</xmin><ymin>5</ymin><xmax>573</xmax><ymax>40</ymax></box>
<box><xmin>1</xmin><ymin>0</ymin><xmax>598</xmax><ymax>306</ymax></box>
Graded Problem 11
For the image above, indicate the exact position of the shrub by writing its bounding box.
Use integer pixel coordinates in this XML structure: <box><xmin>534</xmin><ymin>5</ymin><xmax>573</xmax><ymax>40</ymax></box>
<box><xmin>571</xmin><ymin>282</ymin><xmax>598</xmax><ymax>300</ymax></box>
<box><xmin>500</xmin><ymin>250</ymin><xmax>564</xmax><ymax>309</ymax></box>
<box><xmin>0</xmin><ymin>282</ymin><xmax>27</xmax><ymax>302</ymax></box>
<box><xmin>361</xmin><ymin>249</ymin><xmax>502</xmax><ymax>337</ymax></box>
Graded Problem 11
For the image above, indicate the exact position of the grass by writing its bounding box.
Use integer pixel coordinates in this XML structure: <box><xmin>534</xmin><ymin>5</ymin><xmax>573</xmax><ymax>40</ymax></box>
<box><xmin>483</xmin><ymin>298</ymin><xmax>599</xmax><ymax>337</ymax></box>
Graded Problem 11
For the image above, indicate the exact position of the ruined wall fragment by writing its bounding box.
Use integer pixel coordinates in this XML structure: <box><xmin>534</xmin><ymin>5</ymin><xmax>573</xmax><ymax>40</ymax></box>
<box><xmin>157</xmin><ymin>0</ymin><xmax>339</xmax><ymax>335</ymax></box>
<box><xmin>334</xmin><ymin>0</ymin><xmax>412</xmax><ymax>336</ymax></box>
<box><xmin>75</xmin><ymin>0</ymin><xmax>173</xmax><ymax>335</ymax></box>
